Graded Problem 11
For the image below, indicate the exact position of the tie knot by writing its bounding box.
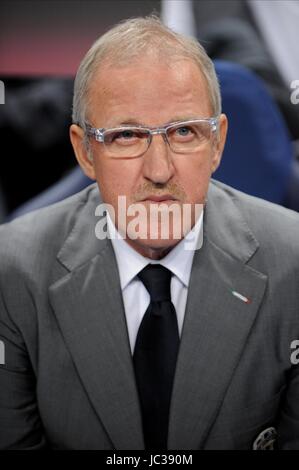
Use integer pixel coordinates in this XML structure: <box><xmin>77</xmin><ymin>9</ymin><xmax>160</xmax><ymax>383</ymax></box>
<box><xmin>138</xmin><ymin>264</ymin><xmax>172</xmax><ymax>302</ymax></box>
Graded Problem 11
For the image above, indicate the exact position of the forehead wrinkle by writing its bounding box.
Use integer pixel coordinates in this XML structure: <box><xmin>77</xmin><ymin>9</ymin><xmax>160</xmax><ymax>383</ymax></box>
<box><xmin>91</xmin><ymin>57</ymin><xmax>207</xmax><ymax>98</ymax></box>
<box><xmin>88</xmin><ymin>59</ymin><xmax>212</xmax><ymax>126</ymax></box>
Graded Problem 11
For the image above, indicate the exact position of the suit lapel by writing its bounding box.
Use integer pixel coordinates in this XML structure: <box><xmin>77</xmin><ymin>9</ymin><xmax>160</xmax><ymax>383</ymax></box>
<box><xmin>48</xmin><ymin>181</ymin><xmax>268</xmax><ymax>450</ymax></box>
<box><xmin>168</xmin><ymin>181</ymin><xmax>268</xmax><ymax>449</ymax></box>
<box><xmin>49</xmin><ymin>186</ymin><xmax>144</xmax><ymax>449</ymax></box>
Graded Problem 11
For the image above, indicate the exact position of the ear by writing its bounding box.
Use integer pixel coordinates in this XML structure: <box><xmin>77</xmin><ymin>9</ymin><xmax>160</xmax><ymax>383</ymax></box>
<box><xmin>211</xmin><ymin>113</ymin><xmax>228</xmax><ymax>173</ymax></box>
<box><xmin>69</xmin><ymin>124</ymin><xmax>96</xmax><ymax>180</ymax></box>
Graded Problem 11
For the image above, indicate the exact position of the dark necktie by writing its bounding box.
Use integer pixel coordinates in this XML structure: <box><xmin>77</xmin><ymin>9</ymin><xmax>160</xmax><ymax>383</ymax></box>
<box><xmin>133</xmin><ymin>264</ymin><xmax>180</xmax><ymax>450</ymax></box>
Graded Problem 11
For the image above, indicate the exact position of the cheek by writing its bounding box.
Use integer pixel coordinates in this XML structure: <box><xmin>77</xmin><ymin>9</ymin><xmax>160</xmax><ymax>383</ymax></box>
<box><xmin>175</xmin><ymin>152</ymin><xmax>214</xmax><ymax>202</ymax></box>
<box><xmin>93</xmin><ymin>158</ymin><xmax>142</xmax><ymax>203</ymax></box>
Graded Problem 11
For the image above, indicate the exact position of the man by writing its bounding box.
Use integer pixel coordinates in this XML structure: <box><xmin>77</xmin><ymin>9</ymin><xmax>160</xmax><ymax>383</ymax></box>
<box><xmin>0</xmin><ymin>16</ymin><xmax>299</xmax><ymax>450</ymax></box>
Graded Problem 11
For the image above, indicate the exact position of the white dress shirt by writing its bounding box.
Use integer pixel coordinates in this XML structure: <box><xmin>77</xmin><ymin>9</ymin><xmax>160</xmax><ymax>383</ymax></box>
<box><xmin>107</xmin><ymin>210</ymin><xmax>204</xmax><ymax>354</ymax></box>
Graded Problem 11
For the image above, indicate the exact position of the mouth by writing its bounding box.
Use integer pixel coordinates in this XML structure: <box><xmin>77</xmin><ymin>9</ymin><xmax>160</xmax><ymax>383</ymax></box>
<box><xmin>141</xmin><ymin>194</ymin><xmax>178</xmax><ymax>203</ymax></box>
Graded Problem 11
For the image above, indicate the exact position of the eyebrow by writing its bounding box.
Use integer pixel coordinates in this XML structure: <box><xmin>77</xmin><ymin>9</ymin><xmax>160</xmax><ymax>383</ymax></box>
<box><xmin>118</xmin><ymin>120</ymin><xmax>146</xmax><ymax>127</ymax></box>
<box><xmin>115</xmin><ymin>116</ymin><xmax>202</xmax><ymax>128</ymax></box>
<box><xmin>167</xmin><ymin>116</ymin><xmax>200</xmax><ymax>123</ymax></box>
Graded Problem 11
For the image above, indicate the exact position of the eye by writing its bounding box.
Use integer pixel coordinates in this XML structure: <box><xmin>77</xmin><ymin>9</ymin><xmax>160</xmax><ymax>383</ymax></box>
<box><xmin>114</xmin><ymin>130</ymin><xmax>136</xmax><ymax>141</ymax></box>
<box><xmin>170</xmin><ymin>125</ymin><xmax>196</xmax><ymax>141</ymax></box>
<box><xmin>175</xmin><ymin>126</ymin><xmax>193</xmax><ymax>137</ymax></box>
<box><xmin>104</xmin><ymin>129</ymin><xmax>142</xmax><ymax>145</ymax></box>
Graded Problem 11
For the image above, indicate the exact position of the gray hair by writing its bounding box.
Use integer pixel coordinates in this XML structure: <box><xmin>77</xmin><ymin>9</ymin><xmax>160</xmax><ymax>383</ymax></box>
<box><xmin>72</xmin><ymin>15</ymin><xmax>221</xmax><ymax>135</ymax></box>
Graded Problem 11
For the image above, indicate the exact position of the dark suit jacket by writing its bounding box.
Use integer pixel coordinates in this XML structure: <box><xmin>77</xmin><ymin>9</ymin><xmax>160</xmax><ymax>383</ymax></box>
<box><xmin>1</xmin><ymin>180</ymin><xmax>299</xmax><ymax>449</ymax></box>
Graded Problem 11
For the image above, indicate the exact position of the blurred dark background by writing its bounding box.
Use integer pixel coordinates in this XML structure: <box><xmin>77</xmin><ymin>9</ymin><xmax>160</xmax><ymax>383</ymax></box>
<box><xmin>0</xmin><ymin>0</ymin><xmax>160</xmax><ymax>216</ymax></box>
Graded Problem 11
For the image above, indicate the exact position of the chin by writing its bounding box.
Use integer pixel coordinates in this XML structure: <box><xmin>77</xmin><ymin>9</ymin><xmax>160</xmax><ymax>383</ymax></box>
<box><xmin>126</xmin><ymin>230</ymin><xmax>182</xmax><ymax>259</ymax></box>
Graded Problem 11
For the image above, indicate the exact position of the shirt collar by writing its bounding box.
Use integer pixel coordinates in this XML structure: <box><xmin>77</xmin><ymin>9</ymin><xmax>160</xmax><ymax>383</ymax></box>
<box><xmin>107</xmin><ymin>209</ymin><xmax>203</xmax><ymax>290</ymax></box>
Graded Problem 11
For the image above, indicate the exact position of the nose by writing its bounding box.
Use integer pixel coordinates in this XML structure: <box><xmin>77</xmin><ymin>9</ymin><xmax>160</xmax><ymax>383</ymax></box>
<box><xmin>141</xmin><ymin>133</ymin><xmax>175</xmax><ymax>184</ymax></box>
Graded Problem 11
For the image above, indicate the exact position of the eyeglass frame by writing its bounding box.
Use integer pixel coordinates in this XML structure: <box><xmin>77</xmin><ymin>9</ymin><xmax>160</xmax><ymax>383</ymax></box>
<box><xmin>84</xmin><ymin>116</ymin><xmax>220</xmax><ymax>157</ymax></box>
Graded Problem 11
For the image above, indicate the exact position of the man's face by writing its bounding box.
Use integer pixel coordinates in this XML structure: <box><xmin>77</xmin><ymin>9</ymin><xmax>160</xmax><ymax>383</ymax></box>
<box><xmin>71</xmin><ymin>57</ymin><xmax>227</xmax><ymax>259</ymax></box>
